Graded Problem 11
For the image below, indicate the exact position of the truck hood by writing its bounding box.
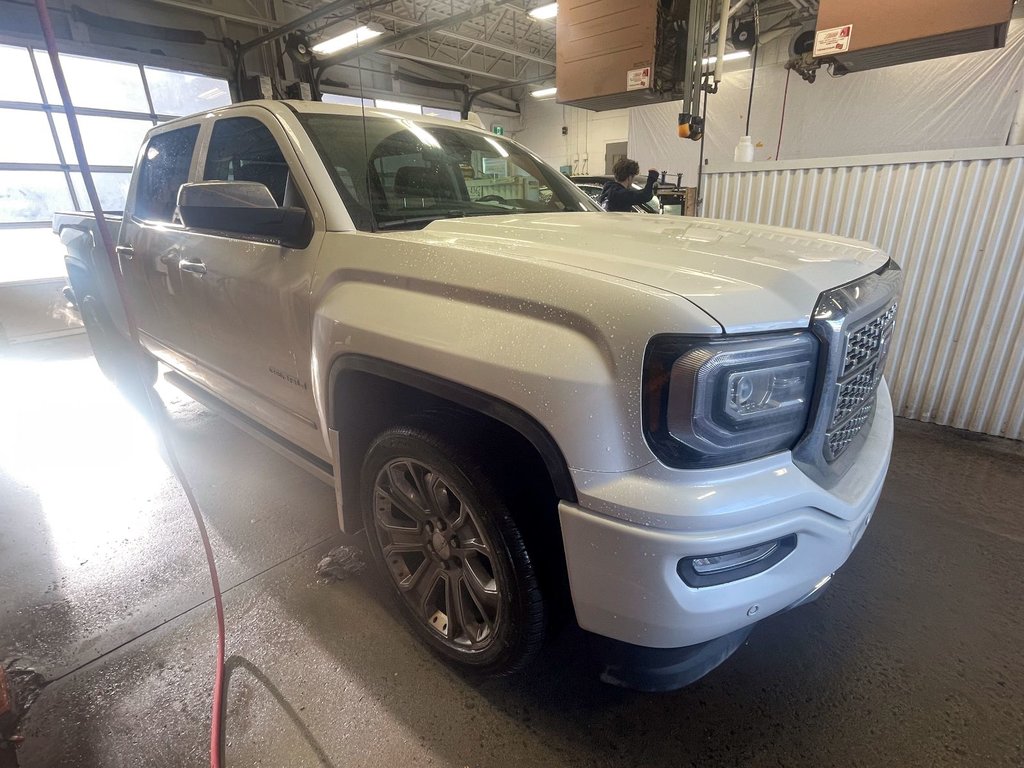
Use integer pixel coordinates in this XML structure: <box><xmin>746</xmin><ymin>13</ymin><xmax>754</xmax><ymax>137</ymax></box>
<box><xmin>412</xmin><ymin>213</ymin><xmax>889</xmax><ymax>333</ymax></box>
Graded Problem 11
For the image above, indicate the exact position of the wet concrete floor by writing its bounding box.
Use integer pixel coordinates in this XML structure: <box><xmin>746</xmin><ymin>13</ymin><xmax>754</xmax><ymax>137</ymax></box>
<box><xmin>1</xmin><ymin>335</ymin><xmax>1022</xmax><ymax>767</ymax></box>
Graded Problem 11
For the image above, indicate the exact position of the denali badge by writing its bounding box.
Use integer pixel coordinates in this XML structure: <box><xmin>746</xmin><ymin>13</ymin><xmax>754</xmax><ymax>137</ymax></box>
<box><xmin>269</xmin><ymin>366</ymin><xmax>308</xmax><ymax>390</ymax></box>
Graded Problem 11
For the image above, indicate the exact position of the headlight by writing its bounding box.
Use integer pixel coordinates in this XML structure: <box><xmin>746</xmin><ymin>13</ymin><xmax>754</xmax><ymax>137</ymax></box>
<box><xmin>642</xmin><ymin>332</ymin><xmax>819</xmax><ymax>468</ymax></box>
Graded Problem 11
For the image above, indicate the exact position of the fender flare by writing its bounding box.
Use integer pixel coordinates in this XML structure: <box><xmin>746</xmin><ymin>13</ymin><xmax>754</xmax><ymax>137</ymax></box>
<box><xmin>327</xmin><ymin>354</ymin><xmax>578</xmax><ymax>504</ymax></box>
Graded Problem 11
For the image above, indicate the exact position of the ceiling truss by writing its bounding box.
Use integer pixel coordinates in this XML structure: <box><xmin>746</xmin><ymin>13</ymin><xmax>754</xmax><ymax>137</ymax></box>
<box><xmin>284</xmin><ymin>0</ymin><xmax>556</xmax><ymax>85</ymax></box>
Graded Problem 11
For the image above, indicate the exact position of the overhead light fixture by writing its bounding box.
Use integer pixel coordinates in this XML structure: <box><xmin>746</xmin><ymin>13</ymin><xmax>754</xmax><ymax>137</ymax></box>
<box><xmin>702</xmin><ymin>50</ymin><xmax>751</xmax><ymax>66</ymax></box>
<box><xmin>529</xmin><ymin>3</ymin><xmax>558</xmax><ymax>20</ymax></box>
<box><xmin>312</xmin><ymin>23</ymin><xmax>384</xmax><ymax>56</ymax></box>
<box><xmin>374</xmin><ymin>99</ymin><xmax>422</xmax><ymax>114</ymax></box>
<box><xmin>531</xmin><ymin>87</ymin><xmax>557</xmax><ymax>98</ymax></box>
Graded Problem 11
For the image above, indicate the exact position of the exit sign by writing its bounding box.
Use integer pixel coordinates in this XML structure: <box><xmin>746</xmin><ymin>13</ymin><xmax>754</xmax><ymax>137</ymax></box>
<box><xmin>491</xmin><ymin>125</ymin><xmax>504</xmax><ymax>135</ymax></box>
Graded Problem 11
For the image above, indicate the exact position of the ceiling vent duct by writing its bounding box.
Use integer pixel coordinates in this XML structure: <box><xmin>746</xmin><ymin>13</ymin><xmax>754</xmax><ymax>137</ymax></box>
<box><xmin>814</xmin><ymin>0</ymin><xmax>1013</xmax><ymax>73</ymax></box>
<box><xmin>556</xmin><ymin>0</ymin><xmax>693</xmax><ymax>112</ymax></box>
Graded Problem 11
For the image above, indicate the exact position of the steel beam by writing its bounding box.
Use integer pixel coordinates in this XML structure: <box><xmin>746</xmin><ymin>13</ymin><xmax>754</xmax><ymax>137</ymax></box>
<box><xmin>139</xmin><ymin>0</ymin><xmax>278</xmax><ymax>27</ymax></box>
<box><xmin>240</xmin><ymin>0</ymin><xmax>358</xmax><ymax>52</ymax></box>
<box><xmin>376</xmin><ymin>49</ymin><xmax>522</xmax><ymax>82</ymax></box>
<box><xmin>370</xmin><ymin>9</ymin><xmax>554</xmax><ymax>65</ymax></box>
<box><xmin>315</xmin><ymin>0</ymin><xmax>517</xmax><ymax>66</ymax></box>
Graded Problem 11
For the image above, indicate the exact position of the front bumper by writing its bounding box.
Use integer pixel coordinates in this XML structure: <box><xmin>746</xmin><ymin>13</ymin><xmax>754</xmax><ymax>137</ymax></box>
<box><xmin>559</xmin><ymin>382</ymin><xmax>894</xmax><ymax>650</ymax></box>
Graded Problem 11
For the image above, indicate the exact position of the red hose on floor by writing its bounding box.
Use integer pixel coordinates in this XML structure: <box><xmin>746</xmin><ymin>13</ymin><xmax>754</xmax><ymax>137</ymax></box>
<box><xmin>33</xmin><ymin>3</ymin><xmax>227</xmax><ymax>766</ymax></box>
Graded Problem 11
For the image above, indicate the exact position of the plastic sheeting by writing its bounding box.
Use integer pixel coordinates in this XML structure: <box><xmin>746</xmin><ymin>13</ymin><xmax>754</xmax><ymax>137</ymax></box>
<box><xmin>629</xmin><ymin>19</ymin><xmax>1024</xmax><ymax>182</ymax></box>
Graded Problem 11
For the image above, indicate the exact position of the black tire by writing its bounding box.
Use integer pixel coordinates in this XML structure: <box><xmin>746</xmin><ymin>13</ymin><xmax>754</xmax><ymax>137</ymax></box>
<box><xmin>78</xmin><ymin>289</ymin><xmax>157</xmax><ymax>391</ymax></box>
<box><xmin>361</xmin><ymin>422</ymin><xmax>547</xmax><ymax>677</ymax></box>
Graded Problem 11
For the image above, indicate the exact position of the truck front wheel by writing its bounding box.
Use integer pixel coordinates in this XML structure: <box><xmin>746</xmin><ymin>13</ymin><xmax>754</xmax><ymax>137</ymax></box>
<box><xmin>360</xmin><ymin>423</ymin><xmax>547</xmax><ymax>676</ymax></box>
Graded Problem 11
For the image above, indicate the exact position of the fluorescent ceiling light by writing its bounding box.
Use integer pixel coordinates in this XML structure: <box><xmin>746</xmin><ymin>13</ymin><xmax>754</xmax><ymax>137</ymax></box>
<box><xmin>529</xmin><ymin>3</ymin><xmax>558</xmax><ymax>20</ymax></box>
<box><xmin>531</xmin><ymin>87</ymin><xmax>557</xmax><ymax>98</ymax></box>
<box><xmin>312</xmin><ymin>23</ymin><xmax>384</xmax><ymax>55</ymax></box>
<box><xmin>702</xmin><ymin>50</ymin><xmax>751</xmax><ymax>66</ymax></box>
<box><xmin>374</xmin><ymin>99</ymin><xmax>422</xmax><ymax>114</ymax></box>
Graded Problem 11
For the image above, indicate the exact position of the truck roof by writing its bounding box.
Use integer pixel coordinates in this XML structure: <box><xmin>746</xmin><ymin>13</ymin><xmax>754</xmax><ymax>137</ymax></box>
<box><xmin>155</xmin><ymin>98</ymin><xmax>490</xmax><ymax>133</ymax></box>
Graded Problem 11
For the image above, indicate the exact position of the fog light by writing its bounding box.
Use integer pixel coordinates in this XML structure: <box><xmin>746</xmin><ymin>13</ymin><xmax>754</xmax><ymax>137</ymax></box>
<box><xmin>692</xmin><ymin>541</ymin><xmax>779</xmax><ymax>574</ymax></box>
<box><xmin>678</xmin><ymin>535</ymin><xmax>797</xmax><ymax>587</ymax></box>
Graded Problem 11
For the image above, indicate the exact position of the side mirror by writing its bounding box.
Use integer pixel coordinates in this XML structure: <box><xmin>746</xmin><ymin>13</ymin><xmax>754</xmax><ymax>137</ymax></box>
<box><xmin>177</xmin><ymin>181</ymin><xmax>308</xmax><ymax>245</ymax></box>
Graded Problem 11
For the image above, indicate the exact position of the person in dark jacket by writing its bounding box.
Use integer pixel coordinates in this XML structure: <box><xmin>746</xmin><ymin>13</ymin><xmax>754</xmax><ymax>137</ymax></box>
<box><xmin>599</xmin><ymin>158</ymin><xmax>659</xmax><ymax>212</ymax></box>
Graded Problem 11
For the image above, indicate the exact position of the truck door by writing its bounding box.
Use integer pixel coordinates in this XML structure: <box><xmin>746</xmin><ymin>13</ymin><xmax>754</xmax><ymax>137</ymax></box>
<box><xmin>119</xmin><ymin>124</ymin><xmax>200</xmax><ymax>372</ymax></box>
<box><xmin>178</xmin><ymin>111</ymin><xmax>325</xmax><ymax>458</ymax></box>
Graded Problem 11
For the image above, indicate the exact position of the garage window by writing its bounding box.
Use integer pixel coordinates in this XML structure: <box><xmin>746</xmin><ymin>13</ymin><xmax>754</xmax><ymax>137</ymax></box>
<box><xmin>0</xmin><ymin>48</ymin><xmax>230</xmax><ymax>283</ymax></box>
<box><xmin>144</xmin><ymin>66</ymin><xmax>230</xmax><ymax>115</ymax></box>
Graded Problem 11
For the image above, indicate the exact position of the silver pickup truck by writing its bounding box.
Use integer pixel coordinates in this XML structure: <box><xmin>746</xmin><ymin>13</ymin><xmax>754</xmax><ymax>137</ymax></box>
<box><xmin>54</xmin><ymin>100</ymin><xmax>901</xmax><ymax>690</ymax></box>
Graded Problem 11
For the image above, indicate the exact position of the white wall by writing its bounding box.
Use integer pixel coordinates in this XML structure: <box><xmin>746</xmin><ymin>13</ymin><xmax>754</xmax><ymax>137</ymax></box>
<box><xmin>518</xmin><ymin>17</ymin><xmax>1024</xmax><ymax>188</ymax></box>
<box><xmin>516</xmin><ymin>96</ymin><xmax>629</xmax><ymax>174</ymax></box>
<box><xmin>631</xmin><ymin>19</ymin><xmax>1024</xmax><ymax>180</ymax></box>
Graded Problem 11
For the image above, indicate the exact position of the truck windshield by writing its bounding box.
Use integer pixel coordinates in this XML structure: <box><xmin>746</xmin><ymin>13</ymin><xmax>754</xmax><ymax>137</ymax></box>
<box><xmin>298</xmin><ymin>114</ymin><xmax>599</xmax><ymax>231</ymax></box>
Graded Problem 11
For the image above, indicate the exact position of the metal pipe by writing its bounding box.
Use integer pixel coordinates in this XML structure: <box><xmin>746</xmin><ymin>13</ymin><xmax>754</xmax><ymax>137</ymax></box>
<box><xmin>376</xmin><ymin>49</ymin><xmax>526</xmax><ymax>82</ymax></box>
<box><xmin>681</xmin><ymin>0</ymin><xmax>710</xmax><ymax>116</ymax></box>
<box><xmin>730</xmin><ymin>0</ymin><xmax>752</xmax><ymax>19</ymax></box>
<box><xmin>711</xmin><ymin>0</ymin><xmax>751</xmax><ymax>35</ymax></box>
<box><xmin>140</xmin><ymin>0</ymin><xmax>278</xmax><ymax>28</ymax></box>
<box><xmin>240</xmin><ymin>0</ymin><xmax>358</xmax><ymax>53</ymax></box>
<box><xmin>714</xmin><ymin>0</ymin><xmax>729</xmax><ymax>83</ymax></box>
<box><xmin>745</xmin><ymin>0</ymin><xmax>759</xmax><ymax>136</ymax></box>
<box><xmin>758</xmin><ymin>25</ymin><xmax>797</xmax><ymax>46</ymax></box>
<box><xmin>462</xmin><ymin>73</ymin><xmax>551</xmax><ymax>117</ymax></box>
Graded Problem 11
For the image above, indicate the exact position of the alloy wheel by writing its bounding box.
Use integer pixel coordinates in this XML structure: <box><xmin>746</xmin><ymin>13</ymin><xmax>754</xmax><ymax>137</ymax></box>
<box><xmin>372</xmin><ymin>458</ymin><xmax>501</xmax><ymax>651</ymax></box>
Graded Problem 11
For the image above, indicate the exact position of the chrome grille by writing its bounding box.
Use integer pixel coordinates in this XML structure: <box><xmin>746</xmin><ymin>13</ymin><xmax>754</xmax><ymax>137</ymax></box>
<box><xmin>827</xmin><ymin>302</ymin><xmax>898</xmax><ymax>460</ymax></box>
<box><xmin>832</xmin><ymin>362</ymin><xmax>879</xmax><ymax>427</ymax></box>
<box><xmin>792</xmin><ymin>262</ymin><xmax>903</xmax><ymax>486</ymax></box>
<box><xmin>829</xmin><ymin>402</ymin><xmax>874</xmax><ymax>458</ymax></box>
<box><xmin>844</xmin><ymin>302</ymin><xmax>898</xmax><ymax>375</ymax></box>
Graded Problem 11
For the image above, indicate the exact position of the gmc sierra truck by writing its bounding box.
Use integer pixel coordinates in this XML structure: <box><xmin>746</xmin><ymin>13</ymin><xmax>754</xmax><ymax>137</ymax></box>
<box><xmin>54</xmin><ymin>100</ymin><xmax>901</xmax><ymax>690</ymax></box>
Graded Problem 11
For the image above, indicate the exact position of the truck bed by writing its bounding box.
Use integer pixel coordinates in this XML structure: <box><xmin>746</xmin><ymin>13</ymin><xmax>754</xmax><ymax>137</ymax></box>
<box><xmin>52</xmin><ymin>211</ymin><xmax>128</xmax><ymax>337</ymax></box>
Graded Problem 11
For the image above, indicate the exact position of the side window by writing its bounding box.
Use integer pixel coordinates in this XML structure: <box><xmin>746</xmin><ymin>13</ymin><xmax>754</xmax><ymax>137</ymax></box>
<box><xmin>204</xmin><ymin>117</ymin><xmax>291</xmax><ymax>206</ymax></box>
<box><xmin>135</xmin><ymin>125</ymin><xmax>199</xmax><ymax>223</ymax></box>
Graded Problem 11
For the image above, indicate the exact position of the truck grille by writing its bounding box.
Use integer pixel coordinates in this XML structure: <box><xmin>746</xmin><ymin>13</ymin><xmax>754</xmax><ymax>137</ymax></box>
<box><xmin>792</xmin><ymin>262</ymin><xmax>902</xmax><ymax>486</ymax></box>
<box><xmin>826</xmin><ymin>300</ymin><xmax>898</xmax><ymax>460</ymax></box>
<box><xmin>844</xmin><ymin>302</ymin><xmax>898</xmax><ymax>375</ymax></box>
<box><xmin>829</xmin><ymin>402</ymin><xmax>874</xmax><ymax>458</ymax></box>
<box><xmin>832</xmin><ymin>362</ymin><xmax>879</xmax><ymax>427</ymax></box>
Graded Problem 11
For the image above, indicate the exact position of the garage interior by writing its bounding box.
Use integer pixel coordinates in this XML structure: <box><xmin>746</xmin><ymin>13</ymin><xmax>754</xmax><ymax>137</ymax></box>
<box><xmin>1</xmin><ymin>1</ymin><xmax>1023</xmax><ymax>766</ymax></box>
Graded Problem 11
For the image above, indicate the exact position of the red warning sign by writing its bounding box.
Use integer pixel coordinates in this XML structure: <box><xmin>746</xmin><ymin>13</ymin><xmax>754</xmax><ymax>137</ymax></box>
<box><xmin>814</xmin><ymin>24</ymin><xmax>853</xmax><ymax>57</ymax></box>
<box><xmin>626</xmin><ymin>66</ymin><xmax>651</xmax><ymax>91</ymax></box>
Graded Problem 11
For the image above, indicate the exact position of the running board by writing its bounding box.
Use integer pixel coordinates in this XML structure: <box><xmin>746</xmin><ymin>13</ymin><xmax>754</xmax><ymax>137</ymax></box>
<box><xmin>163</xmin><ymin>371</ymin><xmax>334</xmax><ymax>487</ymax></box>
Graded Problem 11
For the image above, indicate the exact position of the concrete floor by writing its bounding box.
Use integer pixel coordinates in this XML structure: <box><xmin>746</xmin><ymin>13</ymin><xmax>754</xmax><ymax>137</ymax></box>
<box><xmin>1</xmin><ymin>334</ymin><xmax>1022</xmax><ymax>768</ymax></box>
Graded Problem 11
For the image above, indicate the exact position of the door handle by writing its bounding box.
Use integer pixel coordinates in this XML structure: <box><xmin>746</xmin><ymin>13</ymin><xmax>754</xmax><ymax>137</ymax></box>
<box><xmin>115</xmin><ymin>245</ymin><xmax>134</xmax><ymax>261</ymax></box>
<box><xmin>179</xmin><ymin>258</ymin><xmax>207</xmax><ymax>275</ymax></box>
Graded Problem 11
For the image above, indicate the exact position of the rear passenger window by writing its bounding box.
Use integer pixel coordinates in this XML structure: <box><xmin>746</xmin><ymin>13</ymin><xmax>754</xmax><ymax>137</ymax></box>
<box><xmin>204</xmin><ymin>117</ymin><xmax>290</xmax><ymax>205</ymax></box>
<box><xmin>134</xmin><ymin>125</ymin><xmax>198</xmax><ymax>222</ymax></box>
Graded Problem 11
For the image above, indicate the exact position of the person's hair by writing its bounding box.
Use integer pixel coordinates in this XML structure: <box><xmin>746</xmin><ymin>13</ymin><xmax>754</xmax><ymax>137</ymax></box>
<box><xmin>612</xmin><ymin>158</ymin><xmax>640</xmax><ymax>182</ymax></box>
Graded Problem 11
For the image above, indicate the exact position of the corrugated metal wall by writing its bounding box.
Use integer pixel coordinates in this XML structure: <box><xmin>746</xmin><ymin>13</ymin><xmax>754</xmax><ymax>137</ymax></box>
<box><xmin>704</xmin><ymin>147</ymin><xmax>1024</xmax><ymax>440</ymax></box>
